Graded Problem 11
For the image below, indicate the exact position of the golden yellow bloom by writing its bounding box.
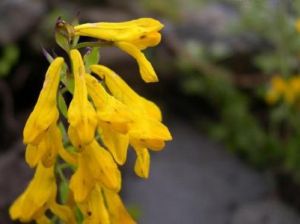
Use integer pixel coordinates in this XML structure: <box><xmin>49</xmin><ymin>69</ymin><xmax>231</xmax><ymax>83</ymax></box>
<box><xmin>10</xmin><ymin>163</ymin><xmax>76</xmax><ymax>223</ymax></box>
<box><xmin>75</xmin><ymin>18</ymin><xmax>163</xmax><ymax>82</ymax></box>
<box><xmin>68</xmin><ymin>49</ymin><xmax>97</xmax><ymax>149</ymax></box>
<box><xmin>296</xmin><ymin>19</ymin><xmax>300</xmax><ymax>32</ymax></box>
<box><xmin>13</xmin><ymin>17</ymin><xmax>172</xmax><ymax>224</ymax></box>
<box><xmin>25</xmin><ymin>124</ymin><xmax>62</xmax><ymax>168</ymax></box>
<box><xmin>132</xmin><ymin>145</ymin><xmax>150</xmax><ymax>178</ymax></box>
<box><xmin>116</xmin><ymin>41</ymin><xmax>158</xmax><ymax>82</ymax></box>
<box><xmin>91</xmin><ymin>64</ymin><xmax>172</xmax><ymax>148</ymax></box>
<box><xmin>103</xmin><ymin>188</ymin><xmax>137</xmax><ymax>224</ymax></box>
<box><xmin>23</xmin><ymin>57</ymin><xmax>64</xmax><ymax>145</ymax></box>
<box><xmin>266</xmin><ymin>76</ymin><xmax>287</xmax><ymax>105</ymax></box>
<box><xmin>265</xmin><ymin>75</ymin><xmax>300</xmax><ymax>105</ymax></box>
<box><xmin>70</xmin><ymin>140</ymin><xmax>121</xmax><ymax>202</ymax></box>
<box><xmin>78</xmin><ymin>185</ymin><xmax>110</xmax><ymax>224</ymax></box>
<box><xmin>91</xmin><ymin>64</ymin><xmax>172</xmax><ymax>178</ymax></box>
<box><xmin>74</xmin><ymin>18</ymin><xmax>163</xmax><ymax>42</ymax></box>
<box><xmin>85</xmin><ymin>73</ymin><xmax>132</xmax><ymax>133</ymax></box>
<box><xmin>90</xmin><ymin>65</ymin><xmax>162</xmax><ymax>120</ymax></box>
<box><xmin>85</xmin><ymin>73</ymin><xmax>131</xmax><ymax>164</ymax></box>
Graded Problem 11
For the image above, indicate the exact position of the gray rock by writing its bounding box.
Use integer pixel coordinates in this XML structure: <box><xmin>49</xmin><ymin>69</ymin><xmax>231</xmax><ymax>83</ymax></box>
<box><xmin>231</xmin><ymin>200</ymin><xmax>300</xmax><ymax>224</ymax></box>
<box><xmin>0</xmin><ymin>141</ymin><xmax>32</xmax><ymax>223</ymax></box>
<box><xmin>123</xmin><ymin>118</ymin><xmax>272</xmax><ymax>224</ymax></box>
<box><xmin>0</xmin><ymin>0</ymin><xmax>46</xmax><ymax>44</ymax></box>
<box><xmin>0</xmin><ymin>141</ymin><xmax>32</xmax><ymax>209</ymax></box>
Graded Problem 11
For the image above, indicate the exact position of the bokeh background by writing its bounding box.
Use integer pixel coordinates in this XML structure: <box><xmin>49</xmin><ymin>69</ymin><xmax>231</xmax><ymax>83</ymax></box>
<box><xmin>2</xmin><ymin>0</ymin><xmax>300</xmax><ymax>223</ymax></box>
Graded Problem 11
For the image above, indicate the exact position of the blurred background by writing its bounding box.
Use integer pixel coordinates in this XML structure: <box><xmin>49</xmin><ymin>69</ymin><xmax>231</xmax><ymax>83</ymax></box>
<box><xmin>2</xmin><ymin>0</ymin><xmax>300</xmax><ymax>223</ymax></box>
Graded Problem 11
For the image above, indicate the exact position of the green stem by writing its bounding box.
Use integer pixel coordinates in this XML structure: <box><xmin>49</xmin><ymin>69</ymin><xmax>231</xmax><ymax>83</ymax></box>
<box><xmin>75</xmin><ymin>41</ymin><xmax>113</xmax><ymax>49</ymax></box>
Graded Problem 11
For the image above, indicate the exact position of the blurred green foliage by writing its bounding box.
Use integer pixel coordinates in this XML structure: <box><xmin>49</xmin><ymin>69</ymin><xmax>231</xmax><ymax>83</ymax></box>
<box><xmin>0</xmin><ymin>44</ymin><xmax>19</xmax><ymax>78</ymax></box>
<box><xmin>170</xmin><ymin>0</ymin><xmax>300</xmax><ymax>181</ymax></box>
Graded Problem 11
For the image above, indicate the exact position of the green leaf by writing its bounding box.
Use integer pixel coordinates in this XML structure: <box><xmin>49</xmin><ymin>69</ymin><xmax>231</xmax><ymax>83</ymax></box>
<box><xmin>84</xmin><ymin>47</ymin><xmax>100</xmax><ymax>72</ymax></box>
<box><xmin>55</xmin><ymin>31</ymin><xmax>70</xmax><ymax>52</ymax></box>
<box><xmin>58</xmin><ymin>92</ymin><xmax>68</xmax><ymax>118</ymax></box>
<box><xmin>59</xmin><ymin>180</ymin><xmax>69</xmax><ymax>204</ymax></box>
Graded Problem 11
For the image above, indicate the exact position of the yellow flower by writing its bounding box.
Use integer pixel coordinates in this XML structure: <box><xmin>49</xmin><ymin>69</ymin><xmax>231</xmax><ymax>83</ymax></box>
<box><xmin>23</xmin><ymin>57</ymin><xmax>64</xmax><ymax>145</ymax></box>
<box><xmin>68</xmin><ymin>49</ymin><xmax>97</xmax><ymax>149</ymax></box>
<box><xmin>290</xmin><ymin>76</ymin><xmax>300</xmax><ymax>97</ymax></box>
<box><xmin>91</xmin><ymin>65</ymin><xmax>172</xmax><ymax>178</ymax></box>
<box><xmin>74</xmin><ymin>18</ymin><xmax>163</xmax><ymax>42</ymax></box>
<box><xmin>85</xmin><ymin>73</ymin><xmax>132</xmax><ymax>133</ymax></box>
<box><xmin>265</xmin><ymin>76</ymin><xmax>287</xmax><ymax>105</ymax></box>
<box><xmin>78</xmin><ymin>185</ymin><xmax>110</xmax><ymax>224</ymax></box>
<box><xmin>296</xmin><ymin>19</ymin><xmax>300</xmax><ymax>32</ymax></box>
<box><xmin>10</xmin><ymin>163</ymin><xmax>76</xmax><ymax>223</ymax></box>
<box><xmin>116</xmin><ymin>41</ymin><xmax>159</xmax><ymax>82</ymax></box>
<box><xmin>70</xmin><ymin>140</ymin><xmax>121</xmax><ymax>202</ymax></box>
<box><xmin>91</xmin><ymin>64</ymin><xmax>172</xmax><ymax>148</ymax></box>
<box><xmin>75</xmin><ymin>18</ymin><xmax>163</xmax><ymax>82</ymax></box>
<box><xmin>25</xmin><ymin>124</ymin><xmax>61</xmax><ymax>168</ymax></box>
<box><xmin>132</xmin><ymin>145</ymin><xmax>150</xmax><ymax>178</ymax></box>
<box><xmin>103</xmin><ymin>188</ymin><xmax>137</xmax><ymax>224</ymax></box>
<box><xmin>85</xmin><ymin>73</ymin><xmax>131</xmax><ymax>164</ymax></box>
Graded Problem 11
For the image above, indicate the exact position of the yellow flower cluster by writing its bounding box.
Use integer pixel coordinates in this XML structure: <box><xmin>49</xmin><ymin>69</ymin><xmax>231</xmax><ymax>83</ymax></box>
<box><xmin>265</xmin><ymin>75</ymin><xmax>300</xmax><ymax>105</ymax></box>
<box><xmin>10</xmin><ymin>18</ymin><xmax>172</xmax><ymax>224</ymax></box>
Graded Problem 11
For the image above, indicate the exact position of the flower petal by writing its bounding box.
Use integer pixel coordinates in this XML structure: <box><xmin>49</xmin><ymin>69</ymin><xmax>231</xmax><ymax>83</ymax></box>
<box><xmin>133</xmin><ymin>146</ymin><xmax>150</xmax><ymax>179</ymax></box>
<box><xmin>90</xmin><ymin>65</ymin><xmax>161</xmax><ymax>120</ymax></box>
<box><xmin>98</xmin><ymin>124</ymin><xmax>129</xmax><ymax>165</ymax></box>
<box><xmin>9</xmin><ymin>163</ymin><xmax>56</xmax><ymax>222</ymax></box>
<box><xmin>82</xmin><ymin>140</ymin><xmax>121</xmax><ymax>192</ymax></box>
<box><xmin>78</xmin><ymin>185</ymin><xmax>110</xmax><ymax>224</ymax></box>
<box><xmin>68</xmin><ymin>50</ymin><xmax>97</xmax><ymax>147</ymax></box>
<box><xmin>74</xmin><ymin>18</ymin><xmax>163</xmax><ymax>42</ymax></box>
<box><xmin>23</xmin><ymin>57</ymin><xmax>64</xmax><ymax>144</ymax></box>
<box><xmin>103</xmin><ymin>188</ymin><xmax>137</xmax><ymax>224</ymax></box>
<box><xmin>116</xmin><ymin>41</ymin><xmax>158</xmax><ymax>82</ymax></box>
<box><xmin>85</xmin><ymin>73</ymin><xmax>132</xmax><ymax>133</ymax></box>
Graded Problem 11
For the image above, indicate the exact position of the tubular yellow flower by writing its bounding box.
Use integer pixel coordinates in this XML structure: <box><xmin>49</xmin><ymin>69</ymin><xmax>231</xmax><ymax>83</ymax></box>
<box><xmin>25</xmin><ymin>123</ymin><xmax>63</xmax><ymax>168</ymax></box>
<box><xmin>132</xmin><ymin>145</ymin><xmax>150</xmax><ymax>179</ymax></box>
<box><xmin>85</xmin><ymin>73</ymin><xmax>131</xmax><ymax>164</ymax></box>
<box><xmin>85</xmin><ymin>73</ymin><xmax>132</xmax><ymax>133</ymax></box>
<box><xmin>10</xmin><ymin>163</ymin><xmax>76</xmax><ymax>223</ymax></box>
<box><xmin>90</xmin><ymin>64</ymin><xmax>162</xmax><ymax>120</ymax></box>
<box><xmin>103</xmin><ymin>188</ymin><xmax>137</xmax><ymax>224</ymax></box>
<box><xmin>74</xmin><ymin>18</ymin><xmax>163</xmax><ymax>42</ymax></box>
<box><xmin>23</xmin><ymin>57</ymin><xmax>64</xmax><ymax>145</ymax></box>
<box><xmin>82</xmin><ymin>140</ymin><xmax>121</xmax><ymax>192</ymax></box>
<box><xmin>116</xmin><ymin>41</ymin><xmax>158</xmax><ymax>82</ymax></box>
<box><xmin>91</xmin><ymin>64</ymin><xmax>172</xmax><ymax>149</ymax></box>
<box><xmin>70</xmin><ymin>155</ymin><xmax>95</xmax><ymax>202</ymax></box>
<box><xmin>98</xmin><ymin>124</ymin><xmax>129</xmax><ymax>165</ymax></box>
<box><xmin>70</xmin><ymin>140</ymin><xmax>121</xmax><ymax>202</ymax></box>
<box><xmin>68</xmin><ymin>49</ymin><xmax>97</xmax><ymax>148</ymax></box>
<box><xmin>91</xmin><ymin>64</ymin><xmax>171</xmax><ymax>178</ymax></box>
<box><xmin>75</xmin><ymin>18</ymin><xmax>163</xmax><ymax>82</ymax></box>
<box><xmin>78</xmin><ymin>185</ymin><xmax>110</xmax><ymax>224</ymax></box>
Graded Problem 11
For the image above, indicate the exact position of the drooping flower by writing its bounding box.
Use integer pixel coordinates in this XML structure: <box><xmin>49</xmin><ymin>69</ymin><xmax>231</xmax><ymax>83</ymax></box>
<box><xmin>68</xmin><ymin>49</ymin><xmax>98</xmax><ymax>149</ymax></box>
<box><xmin>85</xmin><ymin>73</ymin><xmax>131</xmax><ymax>164</ymax></box>
<box><xmin>70</xmin><ymin>140</ymin><xmax>121</xmax><ymax>202</ymax></box>
<box><xmin>91</xmin><ymin>64</ymin><xmax>172</xmax><ymax>178</ymax></box>
<box><xmin>103</xmin><ymin>187</ymin><xmax>137</xmax><ymax>224</ymax></box>
<box><xmin>10</xmin><ymin>163</ymin><xmax>76</xmax><ymax>223</ymax></box>
<box><xmin>78</xmin><ymin>185</ymin><xmax>110</xmax><ymax>224</ymax></box>
<box><xmin>23</xmin><ymin>57</ymin><xmax>64</xmax><ymax>145</ymax></box>
<box><xmin>74</xmin><ymin>18</ymin><xmax>163</xmax><ymax>82</ymax></box>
